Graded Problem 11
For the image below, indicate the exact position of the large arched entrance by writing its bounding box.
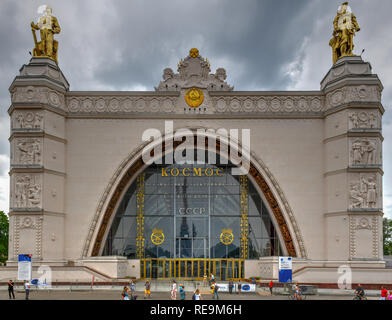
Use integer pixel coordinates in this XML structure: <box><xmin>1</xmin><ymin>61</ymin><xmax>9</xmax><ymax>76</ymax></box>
<box><xmin>86</xmin><ymin>133</ymin><xmax>303</xmax><ymax>280</ymax></box>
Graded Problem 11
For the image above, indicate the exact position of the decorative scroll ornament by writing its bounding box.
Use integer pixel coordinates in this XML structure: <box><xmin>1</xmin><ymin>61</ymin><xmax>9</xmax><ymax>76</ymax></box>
<box><xmin>30</xmin><ymin>5</ymin><xmax>61</xmax><ymax>62</ymax></box>
<box><xmin>185</xmin><ymin>87</ymin><xmax>204</xmax><ymax>108</ymax></box>
<box><xmin>220</xmin><ymin>229</ymin><xmax>234</xmax><ymax>246</ymax></box>
<box><xmin>151</xmin><ymin>229</ymin><xmax>165</xmax><ymax>245</ymax></box>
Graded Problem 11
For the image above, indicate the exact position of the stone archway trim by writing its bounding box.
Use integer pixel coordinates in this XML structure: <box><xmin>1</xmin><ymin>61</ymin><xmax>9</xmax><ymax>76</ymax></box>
<box><xmin>87</xmin><ymin>137</ymin><xmax>306</xmax><ymax>258</ymax></box>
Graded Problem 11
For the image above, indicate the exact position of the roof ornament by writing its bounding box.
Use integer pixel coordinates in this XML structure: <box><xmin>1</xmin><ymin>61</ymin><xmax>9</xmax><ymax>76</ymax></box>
<box><xmin>155</xmin><ymin>48</ymin><xmax>233</xmax><ymax>92</ymax></box>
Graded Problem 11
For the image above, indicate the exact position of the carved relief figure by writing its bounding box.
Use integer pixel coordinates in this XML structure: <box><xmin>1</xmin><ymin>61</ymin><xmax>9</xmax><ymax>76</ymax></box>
<box><xmin>15</xmin><ymin>139</ymin><xmax>42</xmax><ymax>165</ymax></box>
<box><xmin>361</xmin><ymin>176</ymin><xmax>377</xmax><ymax>208</ymax></box>
<box><xmin>350</xmin><ymin>138</ymin><xmax>378</xmax><ymax>165</ymax></box>
<box><xmin>350</xmin><ymin>174</ymin><xmax>378</xmax><ymax>209</ymax></box>
<box><xmin>14</xmin><ymin>175</ymin><xmax>41</xmax><ymax>208</ymax></box>
<box><xmin>31</xmin><ymin>6</ymin><xmax>61</xmax><ymax>62</ymax></box>
<box><xmin>33</xmin><ymin>114</ymin><xmax>43</xmax><ymax>128</ymax></box>
<box><xmin>365</xmin><ymin>140</ymin><xmax>376</xmax><ymax>164</ymax></box>
<box><xmin>351</xmin><ymin>139</ymin><xmax>363</xmax><ymax>165</ymax></box>
<box><xmin>329</xmin><ymin>2</ymin><xmax>360</xmax><ymax>64</ymax></box>
<box><xmin>349</xmin><ymin>183</ymin><xmax>363</xmax><ymax>209</ymax></box>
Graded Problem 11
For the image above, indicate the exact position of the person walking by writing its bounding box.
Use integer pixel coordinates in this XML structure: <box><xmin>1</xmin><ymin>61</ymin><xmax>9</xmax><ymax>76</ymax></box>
<box><xmin>122</xmin><ymin>286</ymin><xmax>130</xmax><ymax>300</ymax></box>
<box><xmin>171</xmin><ymin>280</ymin><xmax>177</xmax><ymax>300</ymax></box>
<box><xmin>24</xmin><ymin>280</ymin><xmax>30</xmax><ymax>300</ymax></box>
<box><xmin>130</xmin><ymin>279</ymin><xmax>136</xmax><ymax>300</ymax></box>
<box><xmin>228</xmin><ymin>281</ymin><xmax>234</xmax><ymax>294</ymax></box>
<box><xmin>237</xmin><ymin>281</ymin><xmax>241</xmax><ymax>294</ymax></box>
<box><xmin>269</xmin><ymin>280</ymin><xmax>274</xmax><ymax>295</ymax></box>
<box><xmin>380</xmin><ymin>286</ymin><xmax>388</xmax><ymax>300</ymax></box>
<box><xmin>193</xmin><ymin>288</ymin><xmax>202</xmax><ymax>300</ymax></box>
<box><xmin>387</xmin><ymin>291</ymin><xmax>392</xmax><ymax>300</ymax></box>
<box><xmin>8</xmin><ymin>280</ymin><xmax>15</xmax><ymax>299</ymax></box>
<box><xmin>212</xmin><ymin>282</ymin><xmax>219</xmax><ymax>300</ymax></box>
<box><xmin>179</xmin><ymin>284</ymin><xmax>186</xmax><ymax>300</ymax></box>
<box><xmin>144</xmin><ymin>280</ymin><xmax>151</xmax><ymax>299</ymax></box>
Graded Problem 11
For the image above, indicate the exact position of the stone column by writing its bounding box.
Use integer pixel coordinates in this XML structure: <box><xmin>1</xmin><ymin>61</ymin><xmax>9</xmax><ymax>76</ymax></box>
<box><xmin>321</xmin><ymin>56</ymin><xmax>384</xmax><ymax>262</ymax></box>
<box><xmin>7</xmin><ymin>57</ymin><xmax>69</xmax><ymax>264</ymax></box>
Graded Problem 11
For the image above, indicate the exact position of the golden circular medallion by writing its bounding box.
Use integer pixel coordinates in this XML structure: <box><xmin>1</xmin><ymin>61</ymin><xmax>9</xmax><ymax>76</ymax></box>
<box><xmin>220</xmin><ymin>229</ymin><xmax>234</xmax><ymax>246</ymax></box>
<box><xmin>189</xmin><ymin>48</ymin><xmax>199</xmax><ymax>58</ymax></box>
<box><xmin>151</xmin><ymin>229</ymin><xmax>165</xmax><ymax>245</ymax></box>
<box><xmin>185</xmin><ymin>87</ymin><xmax>204</xmax><ymax>108</ymax></box>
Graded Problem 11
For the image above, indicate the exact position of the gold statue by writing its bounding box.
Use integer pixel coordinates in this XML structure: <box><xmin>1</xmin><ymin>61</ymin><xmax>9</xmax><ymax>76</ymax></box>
<box><xmin>31</xmin><ymin>6</ymin><xmax>61</xmax><ymax>62</ymax></box>
<box><xmin>329</xmin><ymin>2</ymin><xmax>360</xmax><ymax>64</ymax></box>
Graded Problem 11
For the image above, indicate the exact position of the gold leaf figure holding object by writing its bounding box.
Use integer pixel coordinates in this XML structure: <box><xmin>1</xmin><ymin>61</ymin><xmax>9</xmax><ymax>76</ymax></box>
<box><xmin>31</xmin><ymin>6</ymin><xmax>61</xmax><ymax>63</ymax></box>
<box><xmin>329</xmin><ymin>2</ymin><xmax>360</xmax><ymax>64</ymax></box>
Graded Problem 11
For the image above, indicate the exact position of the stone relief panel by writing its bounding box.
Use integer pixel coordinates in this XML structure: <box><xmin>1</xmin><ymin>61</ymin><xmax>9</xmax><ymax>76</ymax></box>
<box><xmin>11</xmin><ymin>86</ymin><xmax>65</xmax><ymax>110</ymax></box>
<box><xmin>12</xmin><ymin>111</ymin><xmax>43</xmax><ymax>130</ymax></box>
<box><xmin>349</xmin><ymin>173</ymin><xmax>381</xmax><ymax>210</ymax></box>
<box><xmin>12</xmin><ymin>138</ymin><xmax>42</xmax><ymax>166</ymax></box>
<box><xmin>212</xmin><ymin>95</ymin><xmax>325</xmax><ymax>113</ymax></box>
<box><xmin>12</xmin><ymin>174</ymin><xmax>42</xmax><ymax>209</ymax></box>
<box><xmin>12</xmin><ymin>215</ymin><xmax>43</xmax><ymax>259</ymax></box>
<box><xmin>348</xmin><ymin>110</ymin><xmax>380</xmax><ymax>130</ymax></box>
<box><xmin>349</xmin><ymin>215</ymin><xmax>380</xmax><ymax>260</ymax></box>
<box><xmin>349</xmin><ymin>138</ymin><xmax>381</xmax><ymax>166</ymax></box>
<box><xmin>66</xmin><ymin>96</ymin><xmax>176</xmax><ymax>114</ymax></box>
<box><xmin>326</xmin><ymin>85</ymin><xmax>381</xmax><ymax>110</ymax></box>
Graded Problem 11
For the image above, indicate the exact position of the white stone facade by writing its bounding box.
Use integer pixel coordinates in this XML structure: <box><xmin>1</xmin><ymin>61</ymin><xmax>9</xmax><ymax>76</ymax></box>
<box><xmin>5</xmin><ymin>53</ymin><xmax>389</xmax><ymax>284</ymax></box>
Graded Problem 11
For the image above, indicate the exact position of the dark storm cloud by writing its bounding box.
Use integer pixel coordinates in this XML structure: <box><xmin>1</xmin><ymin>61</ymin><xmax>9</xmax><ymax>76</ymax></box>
<box><xmin>92</xmin><ymin>0</ymin><xmax>320</xmax><ymax>91</ymax></box>
<box><xmin>0</xmin><ymin>0</ymin><xmax>392</xmax><ymax>215</ymax></box>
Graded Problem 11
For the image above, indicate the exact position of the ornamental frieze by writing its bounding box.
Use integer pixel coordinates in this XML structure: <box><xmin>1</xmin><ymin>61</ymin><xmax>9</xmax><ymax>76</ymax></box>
<box><xmin>212</xmin><ymin>95</ymin><xmax>324</xmax><ymax>113</ymax></box>
<box><xmin>11</xmin><ymin>86</ymin><xmax>65</xmax><ymax>110</ymax></box>
<box><xmin>325</xmin><ymin>85</ymin><xmax>381</xmax><ymax>110</ymax></box>
<box><xmin>66</xmin><ymin>96</ymin><xmax>176</xmax><ymax>113</ymax></box>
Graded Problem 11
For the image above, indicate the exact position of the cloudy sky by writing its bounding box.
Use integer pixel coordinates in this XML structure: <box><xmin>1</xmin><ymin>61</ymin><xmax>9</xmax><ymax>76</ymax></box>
<box><xmin>0</xmin><ymin>0</ymin><xmax>391</xmax><ymax>217</ymax></box>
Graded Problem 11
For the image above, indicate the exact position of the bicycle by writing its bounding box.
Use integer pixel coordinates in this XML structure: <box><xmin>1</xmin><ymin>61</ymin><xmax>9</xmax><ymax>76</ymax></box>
<box><xmin>353</xmin><ymin>293</ymin><xmax>367</xmax><ymax>300</ymax></box>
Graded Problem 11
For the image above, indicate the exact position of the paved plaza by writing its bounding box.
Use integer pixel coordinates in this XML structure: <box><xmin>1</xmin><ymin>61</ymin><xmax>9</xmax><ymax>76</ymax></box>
<box><xmin>0</xmin><ymin>290</ymin><xmax>380</xmax><ymax>300</ymax></box>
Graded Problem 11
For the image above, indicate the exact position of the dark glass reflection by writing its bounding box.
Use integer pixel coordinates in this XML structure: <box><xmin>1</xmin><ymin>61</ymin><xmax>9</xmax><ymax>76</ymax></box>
<box><xmin>103</xmin><ymin>152</ymin><xmax>282</xmax><ymax>259</ymax></box>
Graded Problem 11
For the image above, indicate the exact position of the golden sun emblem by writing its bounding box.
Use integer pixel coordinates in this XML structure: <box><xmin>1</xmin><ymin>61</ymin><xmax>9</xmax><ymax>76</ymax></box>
<box><xmin>185</xmin><ymin>87</ymin><xmax>204</xmax><ymax>108</ymax></box>
<box><xmin>220</xmin><ymin>229</ymin><xmax>234</xmax><ymax>246</ymax></box>
<box><xmin>189</xmin><ymin>48</ymin><xmax>199</xmax><ymax>58</ymax></box>
<box><xmin>151</xmin><ymin>229</ymin><xmax>165</xmax><ymax>245</ymax></box>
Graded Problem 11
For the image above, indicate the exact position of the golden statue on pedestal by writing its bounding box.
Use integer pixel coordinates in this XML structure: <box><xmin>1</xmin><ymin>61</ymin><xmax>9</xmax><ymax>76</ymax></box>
<box><xmin>31</xmin><ymin>6</ymin><xmax>61</xmax><ymax>63</ymax></box>
<box><xmin>329</xmin><ymin>2</ymin><xmax>360</xmax><ymax>64</ymax></box>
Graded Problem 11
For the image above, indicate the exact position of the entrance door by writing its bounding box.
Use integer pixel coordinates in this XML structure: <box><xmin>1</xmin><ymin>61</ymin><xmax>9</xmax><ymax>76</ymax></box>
<box><xmin>176</xmin><ymin>237</ymin><xmax>208</xmax><ymax>258</ymax></box>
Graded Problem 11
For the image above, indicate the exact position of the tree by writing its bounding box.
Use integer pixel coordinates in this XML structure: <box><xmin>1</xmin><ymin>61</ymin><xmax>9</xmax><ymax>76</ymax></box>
<box><xmin>0</xmin><ymin>211</ymin><xmax>9</xmax><ymax>265</ymax></box>
<box><xmin>383</xmin><ymin>217</ymin><xmax>392</xmax><ymax>256</ymax></box>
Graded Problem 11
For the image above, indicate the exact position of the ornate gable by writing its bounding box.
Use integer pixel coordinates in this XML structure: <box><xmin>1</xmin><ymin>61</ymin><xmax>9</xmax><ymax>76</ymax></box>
<box><xmin>155</xmin><ymin>48</ymin><xmax>233</xmax><ymax>92</ymax></box>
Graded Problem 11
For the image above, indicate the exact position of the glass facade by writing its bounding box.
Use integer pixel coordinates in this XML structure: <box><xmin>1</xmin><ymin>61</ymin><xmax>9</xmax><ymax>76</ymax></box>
<box><xmin>103</xmin><ymin>154</ymin><xmax>282</xmax><ymax>259</ymax></box>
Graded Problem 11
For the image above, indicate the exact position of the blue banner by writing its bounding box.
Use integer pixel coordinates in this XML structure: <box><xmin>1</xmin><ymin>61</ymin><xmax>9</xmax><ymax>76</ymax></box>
<box><xmin>18</xmin><ymin>254</ymin><xmax>32</xmax><ymax>262</ymax></box>
<box><xmin>279</xmin><ymin>269</ymin><xmax>292</xmax><ymax>283</ymax></box>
